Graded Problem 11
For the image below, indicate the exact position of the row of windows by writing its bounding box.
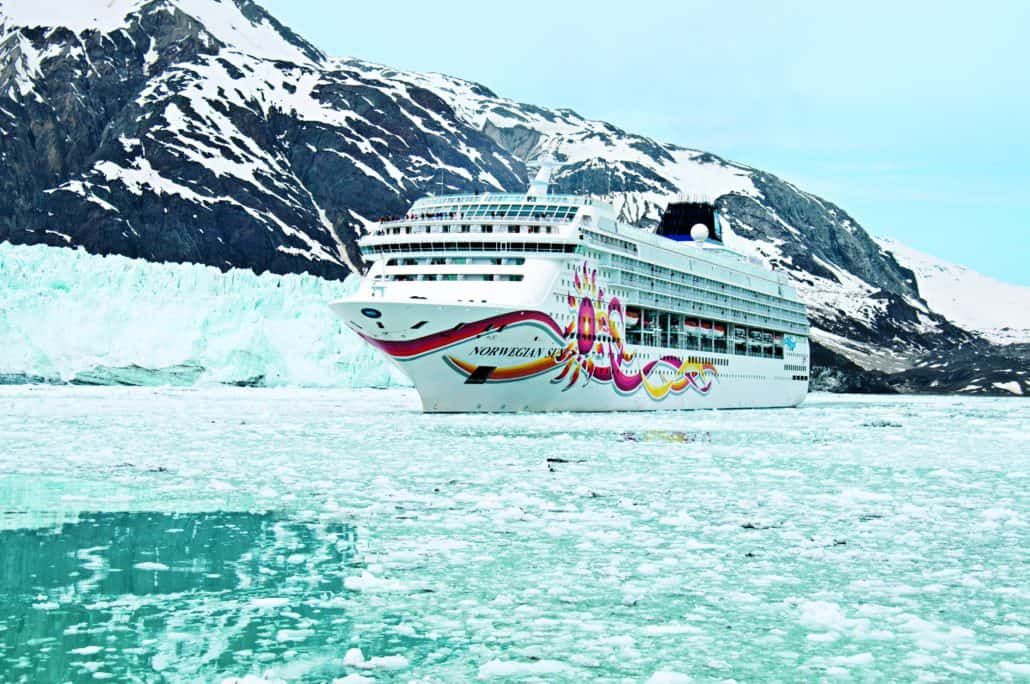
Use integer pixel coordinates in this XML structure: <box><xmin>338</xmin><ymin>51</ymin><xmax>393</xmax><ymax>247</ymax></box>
<box><xmin>557</xmin><ymin>267</ymin><xmax>804</xmax><ymax>337</ymax></box>
<box><xmin>634</xmin><ymin>291</ymin><xmax>803</xmax><ymax>335</ymax></box>
<box><xmin>617</xmin><ymin>308</ymin><xmax>790</xmax><ymax>359</ymax></box>
<box><xmin>784</xmin><ymin>363</ymin><xmax>808</xmax><ymax>372</ymax></box>
<box><xmin>387</xmin><ymin>274</ymin><xmax>524</xmax><ymax>282</ymax></box>
<box><xmin>603</xmin><ymin>252</ymin><xmax>806</xmax><ymax>317</ymax></box>
<box><xmin>584</xmin><ymin>276</ymin><xmax>805</xmax><ymax>334</ymax></box>
<box><xmin>559</xmin><ymin>267</ymin><xmax>804</xmax><ymax>337</ymax></box>
<box><xmin>363</xmin><ymin>242</ymin><xmax>576</xmax><ymax>255</ymax></box>
<box><xmin>433</xmin><ymin>204</ymin><xmax>579</xmax><ymax>220</ymax></box>
<box><xmin>381</xmin><ymin>204</ymin><xmax>579</xmax><ymax>224</ymax></box>
<box><xmin>582</xmin><ymin>229</ymin><xmax>638</xmax><ymax>254</ymax></box>
<box><xmin>386</xmin><ymin>257</ymin><xmax>525</xmax><ymax>266</ymax></box>
<box><xmin>374</xmin><ymin>224</ymin><xmax>557</xmax><ymax>236</ymax></box>
<box><xmin>609</xmin><ymin>268</ymin><xmax>805</xmax><ymax>326</ymax></box>
<box><xmin>686</xmin><ymin>356</ymin><xmax>728</xmax><ymax>368</ymax></box>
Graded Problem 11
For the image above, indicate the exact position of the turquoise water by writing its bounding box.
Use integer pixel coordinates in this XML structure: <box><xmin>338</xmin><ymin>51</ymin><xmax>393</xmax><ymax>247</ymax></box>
<box><xmin>0</xmin><ymin>388</ymin><xmax>1027</xmax><ymax>682</ymax></box>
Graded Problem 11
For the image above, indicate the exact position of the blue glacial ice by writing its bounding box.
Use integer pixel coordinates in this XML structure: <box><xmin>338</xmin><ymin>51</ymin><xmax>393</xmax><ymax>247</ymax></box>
<box><xmin>0</xmin><ymin>242</ymin><xmax>402</xmax><ymax>387</ymax></box>
<box><xmin>0</xmin><ymin>387</ymin><xmax>1027</xmax><ymax>682</ymax></box>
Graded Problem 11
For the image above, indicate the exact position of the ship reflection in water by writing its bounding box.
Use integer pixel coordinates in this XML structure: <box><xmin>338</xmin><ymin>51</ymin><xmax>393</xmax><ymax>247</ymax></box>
<box><xmin>0</xmin><ymin>512</ymin><xmax>370</xmax><ymax>682</ymax></box>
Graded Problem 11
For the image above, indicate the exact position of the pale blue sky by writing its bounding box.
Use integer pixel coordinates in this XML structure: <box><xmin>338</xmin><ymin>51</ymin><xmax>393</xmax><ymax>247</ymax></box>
<box><xmin>263</xmin><ymin>0</ymin><xmax>1029</xmax><ymax>284</ymax></box>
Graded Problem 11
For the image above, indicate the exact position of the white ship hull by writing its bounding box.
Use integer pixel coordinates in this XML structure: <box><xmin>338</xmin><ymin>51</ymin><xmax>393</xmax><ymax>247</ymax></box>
<box><xmin>331</xmin><ymin>298</ymin><xmax>808</xmax><ymax>413</ymax></box>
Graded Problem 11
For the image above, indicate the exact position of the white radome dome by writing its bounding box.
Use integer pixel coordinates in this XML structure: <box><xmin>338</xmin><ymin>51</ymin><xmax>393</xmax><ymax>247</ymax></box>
<box><xmin>690</xmin><ymin>223</ymin><xmax>709</xmax><ymax>243</ymax></box>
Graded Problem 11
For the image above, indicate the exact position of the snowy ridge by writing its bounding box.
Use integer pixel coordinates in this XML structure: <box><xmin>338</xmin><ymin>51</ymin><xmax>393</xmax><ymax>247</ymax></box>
<box><xmin>340</xmin><ymin>59</ymin><xmax>758</xmax><ymax>224</ymax></box>
<box><xmin>877</xmin><ymin>237</ymin><xmax>1030</xmax><ymax>345</ymax></box>
<box><xmin>0</xmin><ymin>0</ymin><xmax>148</xmax><ymax>34</ymax></box>
<box><xmin>0</xmin><ymin>0</ymin><xmax>319</xmax><ymax>64</ymax></box>
<box><xmin>0</xmin><ymin>242</ymin><xmax>402</xmax><ymax>387</ymax></box>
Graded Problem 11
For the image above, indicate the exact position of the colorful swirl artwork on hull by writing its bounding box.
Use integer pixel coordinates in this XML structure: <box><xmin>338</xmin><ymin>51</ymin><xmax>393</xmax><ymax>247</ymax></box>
<box><xmin>443</xmin><ymin>262</ymin><xmax>719</xmax><ymax>401</ymax></box>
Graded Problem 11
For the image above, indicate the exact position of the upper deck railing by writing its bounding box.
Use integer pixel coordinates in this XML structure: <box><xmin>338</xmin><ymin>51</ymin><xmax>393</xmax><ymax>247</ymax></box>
<box><xmin>369</xmin><ymin>214</ymin><xmax>578</xmax><ymax>235</ymax></box>
<box><xmin>411</xmin><ymin>193</ymin><xmax>606</xmax><ymax>209</ymax></box>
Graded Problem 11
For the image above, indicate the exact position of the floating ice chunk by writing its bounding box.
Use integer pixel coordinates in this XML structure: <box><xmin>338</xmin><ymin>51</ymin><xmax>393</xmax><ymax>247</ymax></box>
<box><xmin>798</xmin><ymin>600</ymin><xmax>849</xmax><ymax>631</ymax></box>
<box><xmin>994</xmin><ymin>642</ymin><xmax>1028</xmax><ymax>653</ymax></box>
<box><xmin>275</xmin><ymin>629</ymin><xmax>312</xmax><ymax>642</ymax></box>
<box><xmin>658</xmin><ymin>512</ymin><xmax>697</xmax><ymax>527</ymax></box>
<box><xmin>68</xmin><ymin>645</ymin><xmax>103</xmax><ymax>655</ymax></box>
<box><xmin>250</xmin><ymin>597</ymin><xmax>289</xmax><ymax>609</ymax></box>
<box><xmin>997</xmin><ymin>625</ymin><xmax>1030</xmax><ymax>636</ymax></box>
<box><xmin>477</xmin><ymin>659</ymin><xmax>570</xmax><ymax>679</ymax></box>
<box><xmin>599</xmin><ymin>634</ymin><xmax>635</xmax><ymax>649</ymax></box>
<box><xmin>807</xmin><ymin>632</ymin><xmax>839</xmax><ymax>642</ymax></box>
<box><xmin>393</xmin><ymin>623</ymin><xmax>417</xmax><ymax>636</ymax></box>
<box><xmin>646</xmin><ymin>671</ymin><xmax>692</xmax><ymax>683</ymax></box>
<box><xmin>343</xmin><ymin>571</ymin><xmax>407</xmax><ymax>593</ymax></box>
<box><xmin>133</xmin><ymin>562</ymin><xmax>170</xmax><ymax>571</ymax></box>
<box><xmin>332</xmin><ymin>675</ymin><xmax>374</xmax><ymax>684</ymax></box>
<box><xmin>359</xmin><ymin>655</ymin><xmax>409</xmax><ymax>670</ymax></box>
<box><xmin>342</xmin><ymin>648</ymin><xmax>407</xmax><ymax>671</ymax></box>
<box><xmin>999</xmin><ymin>662</ymin><xmax>1030</xmax><ymax>676</ymax></box>
<box><xmin>643</xmin><ymin>624</ymin><xmax>703</xmax><ymax>635</ymax></box>
<box><xmin>828</xmin><ymin>653</ymin><xmax>873</xmax><ymax>666</ymax></box>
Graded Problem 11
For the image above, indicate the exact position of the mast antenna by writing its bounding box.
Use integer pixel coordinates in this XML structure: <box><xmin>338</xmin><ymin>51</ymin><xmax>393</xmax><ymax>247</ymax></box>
<box><xmin>527</xmin><ymin>154</ymin><xmax>558</xmax><ymax>197</ymax></box>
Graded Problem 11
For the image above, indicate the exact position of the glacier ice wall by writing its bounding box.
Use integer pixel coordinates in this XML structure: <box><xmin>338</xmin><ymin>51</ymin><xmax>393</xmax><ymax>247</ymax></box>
<box><xmin>0</xmin><ymin>242</ymin><xmax>403</xmax><ymax>387</ymax></box>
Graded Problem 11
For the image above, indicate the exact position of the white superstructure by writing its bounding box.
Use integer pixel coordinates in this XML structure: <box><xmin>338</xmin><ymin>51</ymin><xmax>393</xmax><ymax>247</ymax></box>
<box><xmin>330</xmin><ymin>186</ymin><xmax>809</xmax><ymax>412</ymax></box>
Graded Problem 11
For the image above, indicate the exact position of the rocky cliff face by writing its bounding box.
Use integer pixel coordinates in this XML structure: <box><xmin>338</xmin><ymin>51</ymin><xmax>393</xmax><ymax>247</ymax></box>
<box><xmin>0</xmin><ymin>0</ymin><xmax>1025</xmax><ymax>395</ymax></box>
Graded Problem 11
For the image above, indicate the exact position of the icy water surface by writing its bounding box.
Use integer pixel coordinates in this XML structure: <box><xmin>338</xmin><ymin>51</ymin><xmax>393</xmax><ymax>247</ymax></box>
<box><xmin>0</xmin><ymin>388</ymin><xmax>1027</xmax><ymax>682</ymax></box>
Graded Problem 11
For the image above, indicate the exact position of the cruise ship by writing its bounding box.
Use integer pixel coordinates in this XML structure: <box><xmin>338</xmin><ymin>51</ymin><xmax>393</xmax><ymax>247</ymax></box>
<box><xmin>330</xmin><ymin>164</ymin><xmax>810</xmax><ymax>412</ymax></box>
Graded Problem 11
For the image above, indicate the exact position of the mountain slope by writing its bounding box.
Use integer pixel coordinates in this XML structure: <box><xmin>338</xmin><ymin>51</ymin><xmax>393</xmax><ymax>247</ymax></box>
<box><xmin>0</xmin><ymin>0</ymin><xmax>1024</xmax><ymax>395</ymax></box>
<box><xmin>876</xmin><ymin>237</ymin><xmax>1030</xmax><ymax>345</ymax></box>
<box><xmin>0</xmin><ymin>0</ymin><xmax>521</xmax><ymax>277</ymax></box>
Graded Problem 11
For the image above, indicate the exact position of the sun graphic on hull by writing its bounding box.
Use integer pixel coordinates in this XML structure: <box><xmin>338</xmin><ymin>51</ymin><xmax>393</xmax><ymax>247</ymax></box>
<box><xmin>553</xmin><ymin>261</ymin><xmax>634</xmax><ymax>390</ymax></box>
<box><xmin>552</xmin><ymin>261</ymin><xmax>719</xmax><ymax>399</ymax></box>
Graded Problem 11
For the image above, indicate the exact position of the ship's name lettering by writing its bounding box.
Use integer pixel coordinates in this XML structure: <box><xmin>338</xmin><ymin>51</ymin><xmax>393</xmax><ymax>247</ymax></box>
<box><xmin>473</xmin><ymin>346</ymin><xmax>557</xmax><ymax>358</ymax></box>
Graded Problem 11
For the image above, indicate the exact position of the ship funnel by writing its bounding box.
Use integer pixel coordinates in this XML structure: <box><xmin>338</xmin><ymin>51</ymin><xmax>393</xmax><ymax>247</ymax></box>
<box><xmin>527</xmin><ymin>155</ymin><xmax>559</xmax><ymax>196</ymax></box>
<box><xmin>658</xmin><ymin>200</ymin><xmax>723</xmax><ymax>244</ymax></box>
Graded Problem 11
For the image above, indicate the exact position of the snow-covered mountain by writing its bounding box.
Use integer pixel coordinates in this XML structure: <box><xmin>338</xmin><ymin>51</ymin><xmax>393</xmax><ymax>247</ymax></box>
<box><xmin>876</xmin><ymin>238</ymin><xmax>1030</xmax><ymax>345</ymax></box>
<box><xmin>0</xmin><ymin>0</ymin><xmax>1025</xmax><ymax>395</ymax></box>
